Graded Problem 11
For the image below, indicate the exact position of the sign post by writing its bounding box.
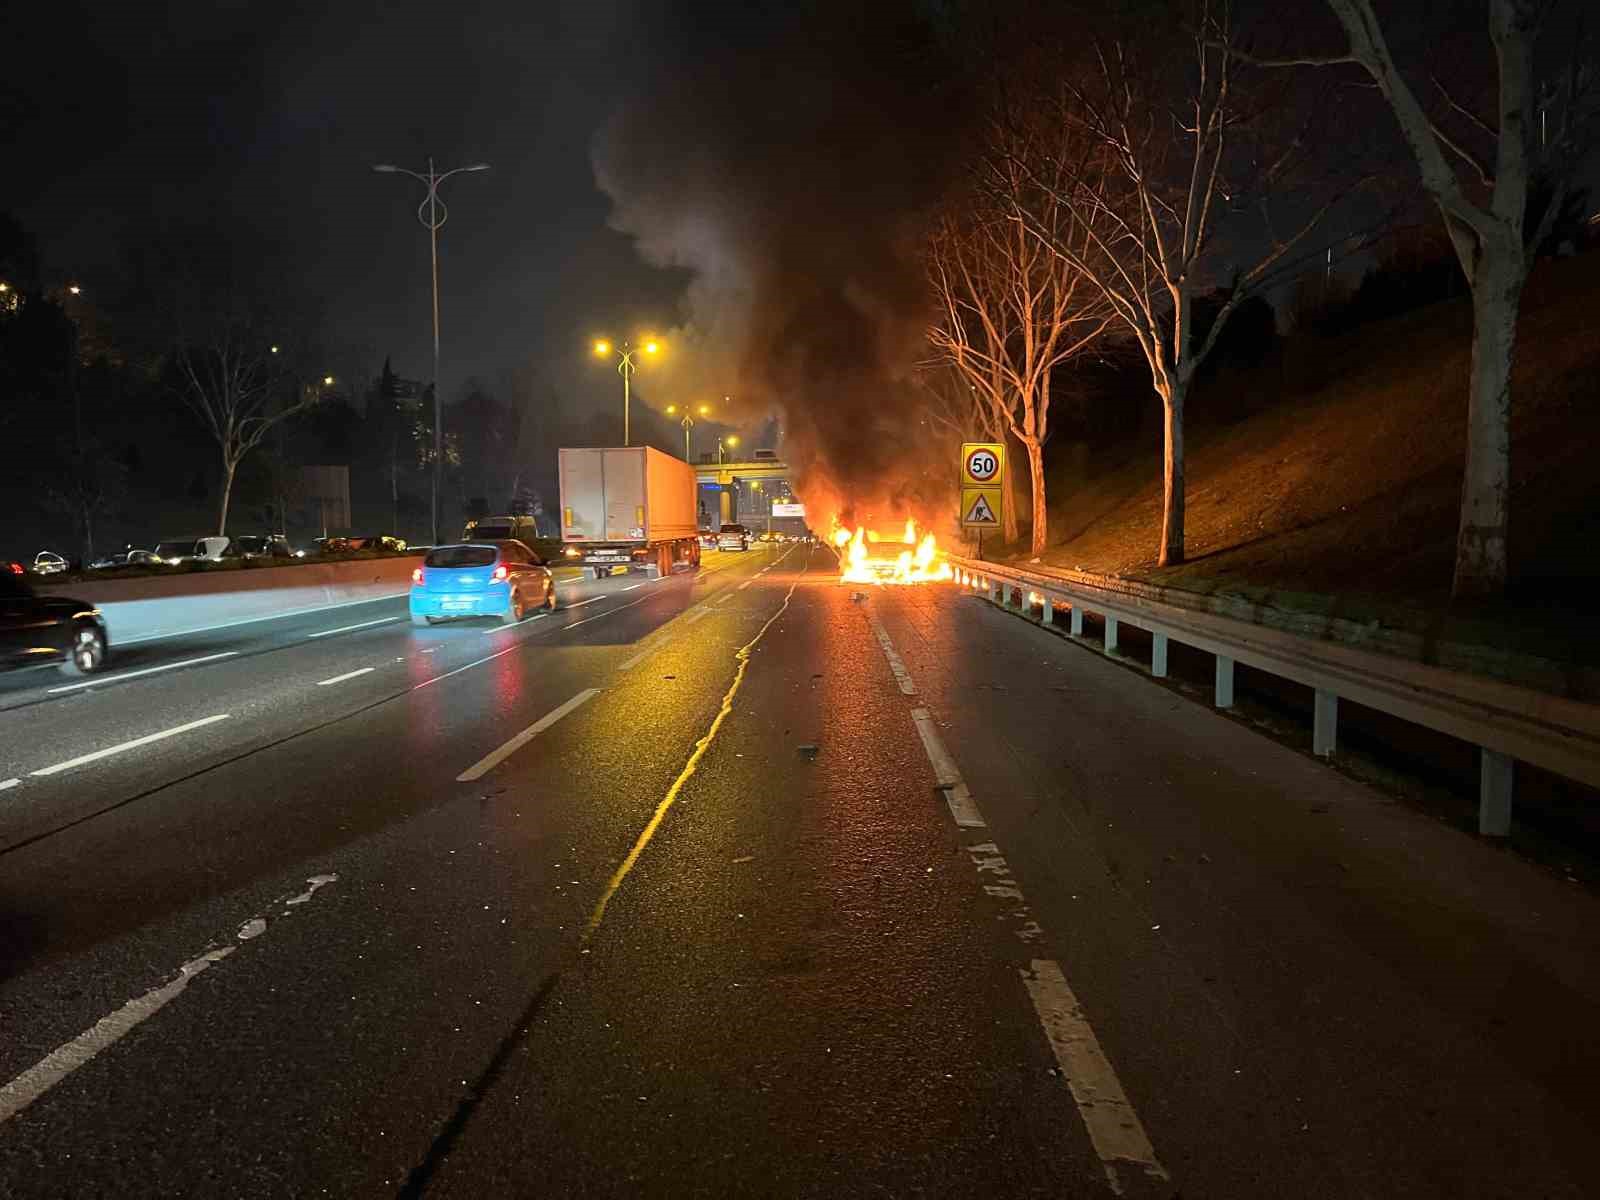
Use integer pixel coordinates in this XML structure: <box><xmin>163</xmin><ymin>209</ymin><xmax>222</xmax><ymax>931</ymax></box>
<box><xmin>959</xmin><ymin>441</ymin><xmax>1004</xmax><ymax>557</ymax></box>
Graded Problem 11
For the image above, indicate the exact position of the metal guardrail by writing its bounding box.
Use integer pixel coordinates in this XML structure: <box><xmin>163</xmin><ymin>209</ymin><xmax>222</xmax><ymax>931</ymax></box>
<box><xmin>947</xmin><ymin>554</ymin><xmax>1600</xmax><ymax>836</ymax></box>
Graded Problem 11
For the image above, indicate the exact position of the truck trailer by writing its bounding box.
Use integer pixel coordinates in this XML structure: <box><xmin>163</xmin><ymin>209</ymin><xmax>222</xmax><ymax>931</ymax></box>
<box><xmin>558</xmin><ymin>446</ymin><xmax>701</xmax><ymax>579</ymax></box>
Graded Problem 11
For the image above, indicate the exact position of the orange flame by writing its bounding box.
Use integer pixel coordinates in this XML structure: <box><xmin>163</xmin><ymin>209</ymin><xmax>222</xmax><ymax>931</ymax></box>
<box><xmin>837</xmin><ymin>519</ymin><xmax>953</xmax><ymax>586</ymax></box>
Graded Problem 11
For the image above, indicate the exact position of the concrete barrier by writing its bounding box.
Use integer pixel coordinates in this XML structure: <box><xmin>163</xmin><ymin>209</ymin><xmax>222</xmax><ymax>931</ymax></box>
<box><xmin>39</xmin><ymin>556</ymin><xmax>422</xmax><ymax>644</ymax></box>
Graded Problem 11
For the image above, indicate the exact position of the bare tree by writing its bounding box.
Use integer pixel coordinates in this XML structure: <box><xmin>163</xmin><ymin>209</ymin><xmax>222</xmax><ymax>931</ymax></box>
<box><xmin>927</xmin><ymin>121</ymin><xmax>1112</xmax><ymax>558</ymax></box>
<box><xmin>1259</xmin><ymin>0</ymin><xmax>1596</xmax><ymax>599</ymax></box>
<box><xmin>171</xmin><ymin>308</ymin><xmax>323</xmax><ymax>536</ymax></box>
<box><xmin>1004</xmin><ymin>2</ymin><xmax>1356</xmax><ymax>566</ymax></box>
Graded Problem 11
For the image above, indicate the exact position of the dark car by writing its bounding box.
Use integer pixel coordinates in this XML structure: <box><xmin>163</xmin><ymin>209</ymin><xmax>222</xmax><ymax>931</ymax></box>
<box><xmin>0</xmin><ymin>571</ymin><xmax>109</xmax><ymax>676</ymax></box>
<box><xmin>229</xmin><ymin>535</ymin><xmax>281</xmax><ymax>559</ymax></box>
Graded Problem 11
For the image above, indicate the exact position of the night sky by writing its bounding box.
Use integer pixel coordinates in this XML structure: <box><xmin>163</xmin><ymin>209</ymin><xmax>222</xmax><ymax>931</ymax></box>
<box><xmin>6</xmin><ymin>0</ymin><xmax>689</xmax><ymax>419</ymax></box>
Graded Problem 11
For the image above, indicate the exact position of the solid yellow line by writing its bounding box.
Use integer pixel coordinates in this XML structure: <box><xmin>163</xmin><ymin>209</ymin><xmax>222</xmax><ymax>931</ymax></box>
<box><xmin>583</xmin><ymin>555</ymin><xmax>809</xmax><ymax>942</ymax></box>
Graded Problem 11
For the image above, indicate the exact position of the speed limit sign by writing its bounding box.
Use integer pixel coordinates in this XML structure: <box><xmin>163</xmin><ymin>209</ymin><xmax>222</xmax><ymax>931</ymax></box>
<box><xmin>961</xmin><ymin>442</ymin><xmax>1004</xmax><ymax>486</ymax></box>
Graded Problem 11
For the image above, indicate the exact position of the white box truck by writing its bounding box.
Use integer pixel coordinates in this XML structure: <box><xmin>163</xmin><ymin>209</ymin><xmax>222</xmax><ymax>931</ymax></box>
<box><xmin>558</xmin><ymin>446</ymin><xmax>702</xmax><ymax>579</ymax></box>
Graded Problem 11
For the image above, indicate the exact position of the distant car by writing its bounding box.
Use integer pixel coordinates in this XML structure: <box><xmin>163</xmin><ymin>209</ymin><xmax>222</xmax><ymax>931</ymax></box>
<box><xmin>463</xmin><ymin>515</ymin><xmax>538</xmax><ymax>543</ymax></box>
<box><xmin>32</xmin><ymin>551</ymin><xmax>69</xmax><ymax>575</ymax></box>
<box><xmin>231</xmin><ymin>535</ymin><xmax>295</xmax><ymax>560</ymax></box>
<box><xmin>153</xmin><ymin>537</ymin><xmax>230</xmax><ymax>565</ymax></box>
<box><xmin>698</xmin><ymin>531</ymin><xmax>719</xmax><ymax>551</ymax></box>
<box><xmin>0</xmin><ymin>570</ymin><xmax>108</xmax><ymax>676</ymax></box>
<box><xmin>346</xmin><ymin>534</ymin><xmax>408</xmax><ymax>552</ymax></box>
<box><xmin>89</xmin><ymin>548</ymin><xmax>161</xmax><ymax>570</ymax></box>
<box><xmin>718</xmin><ymin>523</ymin><xmax>749</xmax><ymax>551</ymax></box>
<box><xmin>409</xmin><ymin>540</ymin><xmax>556</xmax><ymax>626</ymax></box>
<box><xmin>312</xmin><ymin>536</ymin><xmax>352</xmax><ymax>555</ymax></box>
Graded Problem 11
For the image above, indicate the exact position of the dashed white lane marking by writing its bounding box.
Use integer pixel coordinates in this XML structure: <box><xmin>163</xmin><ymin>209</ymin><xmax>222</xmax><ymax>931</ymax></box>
<box><xmin>738</xmin><ymin>579</ymin><xmax>754</xmax><ymax>590</ymax></box>
<box><xmin>683</xmin><ymin>607</ymin><xmax>711</xmax><ymax>625</ymax></box>
<box><xmin>909</xmin><ymin>708</ymin><xmax>985</xmax><ymax>827</ymax></box>
<box><xmin>316</xmin><ymin>666</ymin><xmax>376</xmax><ymax>687</ymax></box>
<box><xmin>563</xmin><ymin>596</ymin><xmax>605</xmax><ymax>610</ymax></box>
<box><xmin>456</xmin><ymin>689</ymin><xmax>601</xmax><ymax>781</ymax></box>
<box><xmin>484</xmin><ymin>612</ymin><xmax>550</xmax><ymax>636</ymax></box>
<box><xmin>0</xmin><ymin>778</ymin><xmax>19</xmax><ymax>792</ymax></box>
<box><xmin>0</xmin><ymin>874</ymin><xmax>338</xmax><ymax>1126</ymax></box>
<box><xmin>615</xmin><ymin>637</ymin><xmax>668</xmax><ymax>671</ymax></box>
<box><xmin>47</xmin><ymin>651</ymin><xmax>240</xmax><ymax>694</ymax></box>
<box><xmin>621</xmin><ymin>583</ymin><xmax>643</xmax><ymax>592</ymax></box>
<box><xmin>1022</xmin><ymin>960</ymin><xmax>1170</xmax><ymax>1193</ymax></box>
<box><xmin>716</xmin><ymin>593</ymin><xmax>736</xmax><ymax>605</ymax></box>
<box><xmin>306</xmin><ymin>615</ymin><xmax>402</xmax><ymax>638</ymax></box>
<box><xmin>868</xmin><ymin>615</ymin><xmax>916</xmax><ymax>695</ymax></box>
<box><xmin>30</xmin><ymin>714</ymin><xmax>232</xmax><ymax>777</ymax></box>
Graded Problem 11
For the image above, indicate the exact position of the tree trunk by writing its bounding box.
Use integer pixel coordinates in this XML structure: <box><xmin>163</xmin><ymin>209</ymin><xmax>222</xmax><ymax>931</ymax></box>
<box><xmin>1025</xmin><ymin>437</ymin><xmax>1048</xmax><ymax>558</ymax></box>
<box><xmin>1159</xmin><ymin>384</ymin><xmax>1185</xmax><ymax>566</ymax></box>
<box><xmin>1453</xmin><ymin>253</ymin><xmax>1522</xmax><ymax>600</ymax></box>
<box><xmin>218</xmin><ymin>459</ymin><xmax>237</xmax><ymax>537</ymax></box>
<box><xmin>1002</xmin><ymin>434</ymin><xmax>1023</xmax><ymax>544</ymax></box>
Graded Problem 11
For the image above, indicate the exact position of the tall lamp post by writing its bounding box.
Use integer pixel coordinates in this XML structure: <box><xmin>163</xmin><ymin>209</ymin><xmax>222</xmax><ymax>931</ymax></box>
<box><xmin>665</xmin><ymin>402</ymin><xmax>711</xmax><ymax>462</ymax></box>
<box><xmin>373</xmin><ymin>157</ymin><xmax>491</xmax><ymax>546</ymax></box>
<box><xmin>592</xmin><ymin>337</ymin><xmax>660</xmax><ymax>446</ymax></box>
<box><xmin>717</xmin><ymin>434</ymin><xmax>739</xmax><ymax>464</ymax></box>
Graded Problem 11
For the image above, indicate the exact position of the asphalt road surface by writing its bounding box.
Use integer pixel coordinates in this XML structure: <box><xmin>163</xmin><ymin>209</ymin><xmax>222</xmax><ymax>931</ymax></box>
<box><xmin>1</xmin><ymin>542</ymin><xmax>1595</xmax><ymax>1197</ymax></box>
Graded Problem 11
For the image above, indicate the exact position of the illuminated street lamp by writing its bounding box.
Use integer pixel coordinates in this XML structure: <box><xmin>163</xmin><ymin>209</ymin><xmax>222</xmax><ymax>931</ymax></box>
<box><xmin>665</xmin><ymin>401</ymin><xmax>711</xmax><ymax>462</ymax></box>
<box><xmin>372</xmin><ymin>157</ymin><xmax>492</xmax><ymax>546</ymax></box>
<box><xmin>718</xmin><ymin>434</ymin><xmax>739</xmax><ymax>464</ymax></box>
<box><xmin>592</xmin><ymin>337</ymin><xmax>661</xmax><ymax>446</ymax></box>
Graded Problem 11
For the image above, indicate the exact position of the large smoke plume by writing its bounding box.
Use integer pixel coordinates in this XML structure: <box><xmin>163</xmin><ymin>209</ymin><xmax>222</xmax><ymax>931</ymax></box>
<box><xmin>591</xmin><ymin>1</ymin><xmax>974</xmax><ymax>527</ymax></box>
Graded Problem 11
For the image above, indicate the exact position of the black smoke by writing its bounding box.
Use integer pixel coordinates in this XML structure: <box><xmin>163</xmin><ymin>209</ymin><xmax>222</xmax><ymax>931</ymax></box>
<box><xmin>591</xmin><ymin>0</ymin><xmax>975</xmax><ymax>525</ymax></box>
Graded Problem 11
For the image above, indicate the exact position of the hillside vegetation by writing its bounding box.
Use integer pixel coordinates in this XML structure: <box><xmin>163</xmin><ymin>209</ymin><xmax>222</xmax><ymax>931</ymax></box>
<box><xmin>1030</xmin><ymin>253</ymin><xmax>1600</xmax><ymax>640</ymax></box>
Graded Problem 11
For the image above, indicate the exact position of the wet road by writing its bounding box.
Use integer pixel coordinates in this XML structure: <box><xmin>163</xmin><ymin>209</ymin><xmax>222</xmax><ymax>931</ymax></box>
<box><xmin>1</xmin><ymin>542</ymin><xmax>1595</xmax><ymax>1197</ymax></box>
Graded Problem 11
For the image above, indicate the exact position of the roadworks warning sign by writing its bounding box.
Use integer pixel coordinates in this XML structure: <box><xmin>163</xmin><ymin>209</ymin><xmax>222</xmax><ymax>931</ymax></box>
<box><xmin>960</xmin><ymin>487</ymin><xmax>1002</xmax><ymax>528</ymax></box>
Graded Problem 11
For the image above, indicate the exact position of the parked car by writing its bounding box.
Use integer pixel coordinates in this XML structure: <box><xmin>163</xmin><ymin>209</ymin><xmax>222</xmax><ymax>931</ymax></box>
<box><xmin>345</xmin><ymin>534</ymin><xmax>408</xmax><ymax>552</ymax></box>
<box><xmin>88</xmin><ymin>547</ymin><xmax>161</xmax><ymax>570</ymax></box>
<box><xmin>230</xmin><ymin>535</ymin><xmax>295</xmax><ymax>560</ymax></box>
<box><xmin>410</xmin><ymin>540</ymin><xmax>557</xmax><ymax>626</ymax></box>
<box><xmin>0</xmin><ymin>570</ymin><xmax>108</xmax><ymax>676</ymax></box>
<box><xmin>463</xmin><ymin>515</ymin><xmax>538</xmax><ymax>543</ymax></box>
<box><xmin>32</xmin><ymin>551</ymin><xmax>69</xmax><ymax>575</ymax></box>
<box><xmin>312</xmin><ymin>536</ymin><xmax>352</xmax><ymax>554</ymax></box>
<box><xmin>717</xmin><ymin>523</ymin><xmax>749</xmax><ymax>551</ymax></box>
<box><xmin>153</xmin><ymin>537</ymin><xmax>231</xmax><ymax>565</ymax></box>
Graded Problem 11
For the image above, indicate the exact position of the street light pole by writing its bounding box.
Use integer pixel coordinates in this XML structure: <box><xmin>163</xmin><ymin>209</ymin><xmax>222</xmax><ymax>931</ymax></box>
<box><xmin>592</xmin><ymin>338</ymin><xmax>660</xmax><ymax>446</ymax></box>
<box><xmin>373</xmin><ymin>158</ymin><xmax>490</xmax><ymax>546</ymax></box>
<box><xmin>666</xmin><ymin>403</ymin><xmax>711</xmax><ymax>463</ymax></box>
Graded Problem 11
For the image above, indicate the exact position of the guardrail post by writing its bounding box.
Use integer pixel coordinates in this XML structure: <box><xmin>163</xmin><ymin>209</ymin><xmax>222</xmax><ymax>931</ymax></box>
<box><xmin>1104</xmin><ymin>616</ymin><xmax>1119</xmax><ymax>654</ymax></box>
<box><xmin>1152</xmin><ymin>632</ymin><xmax>1169</xmax><ymax>677</ymax></box>
<box><xmin>1069</xmin><ymin>606</ymin><xmax>1083</xmax><ymax>636</ymax></box>
<box><xmin>1041</xmin><ymin>595</ymin><xmax>1054</xmax><ymax>626</ymax></box>
<box><xmin>1479</xmin><ymin>750</ymin><xmax>1513</xmax><ymax>837</ymax></box>
<box><xmin>1214</xmin><ymin>656</ymin><xmax>1235</xmax><ymax>708</ymax></box>
<box><xmin>1313</xmin><ymin>689</ymin><xmax>1337</xmax><ymax>757</ymax></box>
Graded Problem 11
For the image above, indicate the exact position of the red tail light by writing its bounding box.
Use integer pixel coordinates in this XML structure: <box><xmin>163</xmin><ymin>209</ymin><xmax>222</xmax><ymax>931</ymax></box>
<box><xmin>6</xmin><ymin>561</ymin><xmax>21</xmax><ymax>575</ymax></box>
<box><xmin>411</xmin><ymin>567</ymin><xmax>424</xmax><ymax>584</ymax></box>
<box><xmin>491</xmin><ymin>564</ymin><xmax>509</xmax><ymax>582</ymax></box>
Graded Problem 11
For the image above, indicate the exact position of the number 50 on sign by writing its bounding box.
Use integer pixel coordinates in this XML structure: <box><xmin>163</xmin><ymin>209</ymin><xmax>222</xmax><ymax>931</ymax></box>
<box><xmin>961</xmin><ymin>442</ymin><xmax>1004</xmax><ymax>486</ymax></box>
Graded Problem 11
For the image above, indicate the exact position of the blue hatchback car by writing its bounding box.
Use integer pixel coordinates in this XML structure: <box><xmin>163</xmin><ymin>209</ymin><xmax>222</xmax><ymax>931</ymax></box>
<box><xmin>409</xmin><ymin>541</ymin><xmax>557</xmax><ymax>626</ymax></box>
